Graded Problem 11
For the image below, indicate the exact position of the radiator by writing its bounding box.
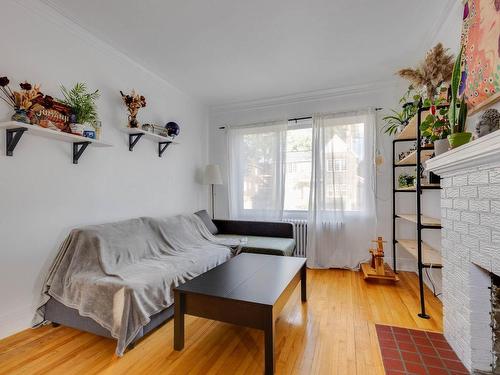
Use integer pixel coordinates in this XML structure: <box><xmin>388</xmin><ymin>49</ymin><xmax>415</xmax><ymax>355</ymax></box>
<box><xmin>284</xmin><ymin>219</ymin><xmax>308</xmax><ymax>257</ymax></box>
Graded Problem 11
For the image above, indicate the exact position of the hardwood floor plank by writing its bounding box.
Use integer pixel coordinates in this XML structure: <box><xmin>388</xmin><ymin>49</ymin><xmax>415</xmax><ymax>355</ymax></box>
<box><xmin>0</xmin><ymin>270</ymin><xmax>443</xmax><ymax>375</ymax></box>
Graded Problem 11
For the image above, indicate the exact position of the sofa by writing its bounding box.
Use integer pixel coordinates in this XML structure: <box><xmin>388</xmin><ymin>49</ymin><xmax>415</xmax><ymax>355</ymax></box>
<box><xmin>195</xmin><ymin>210</ymin><xmax>296</xmax><ymax>257</ymax></box>
<box><xmin>42</xmin><ymin>212</ymin><xmax>295</xmax><ymax>354</ymax></box>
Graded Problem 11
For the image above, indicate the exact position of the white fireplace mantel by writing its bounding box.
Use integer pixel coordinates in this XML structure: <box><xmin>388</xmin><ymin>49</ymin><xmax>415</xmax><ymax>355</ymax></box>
<box><xmin>426</xmin><ymin>130</ymin><xmax>500</xmax><ymax>176</ymax></box>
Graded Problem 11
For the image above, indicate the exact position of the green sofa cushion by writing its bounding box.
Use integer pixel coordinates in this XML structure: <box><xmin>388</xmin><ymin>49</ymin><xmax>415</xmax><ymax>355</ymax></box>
<box><xmin>215</xmin><ymin>234</ymin><xmax>296</xmax><ymax>256</ymax></box>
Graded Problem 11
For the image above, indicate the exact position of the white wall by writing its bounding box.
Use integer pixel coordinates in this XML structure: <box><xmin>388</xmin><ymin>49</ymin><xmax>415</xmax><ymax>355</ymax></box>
<box><xmin>0</xmin><ymin>0</ymin><xmax>209</xmax><ymax>338</ymax></box>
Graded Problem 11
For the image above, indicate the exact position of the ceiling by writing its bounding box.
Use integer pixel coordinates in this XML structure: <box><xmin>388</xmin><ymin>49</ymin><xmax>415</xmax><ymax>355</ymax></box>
<box><xmin>42</xmin><ymin>0</ymin><xmax>453</xmax><ymax>106</ymax></box>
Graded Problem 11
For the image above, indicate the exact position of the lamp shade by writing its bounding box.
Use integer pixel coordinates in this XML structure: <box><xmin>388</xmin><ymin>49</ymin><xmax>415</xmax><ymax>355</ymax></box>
<box><xmin>203</xmin><ymin>164</ymin><xmax>223</xmax><ymax>185</ymax></box>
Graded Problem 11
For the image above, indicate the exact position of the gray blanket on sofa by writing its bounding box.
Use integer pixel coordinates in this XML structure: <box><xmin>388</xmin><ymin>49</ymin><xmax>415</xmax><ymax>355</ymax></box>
<box><xmin>33</xmin><ymin>214</ymin><xmax>239</xmax><ymax>356</ymax></box>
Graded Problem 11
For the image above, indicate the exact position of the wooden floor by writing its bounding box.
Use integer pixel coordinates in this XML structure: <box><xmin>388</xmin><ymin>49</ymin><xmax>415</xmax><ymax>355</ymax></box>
<box><xmin>0</xmin><ymin>270</ymin><xmax>442</xmax><ymax>375</ymax></box>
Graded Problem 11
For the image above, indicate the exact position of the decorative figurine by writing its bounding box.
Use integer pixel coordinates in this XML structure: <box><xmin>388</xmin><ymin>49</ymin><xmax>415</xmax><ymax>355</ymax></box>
<box><xmin>165</xmin><ymin>121</ymin><xmax>180</xmax><ymax>138</ymax></box>
<box><xmin>361</xmin><ymin>237</ymin><xmax>399</xmax><ymax>282</ymax></box>
<box><xmin>475</xmin><ymin>108</ymin><xmax>499</xmax><ymax>138</ymax></box>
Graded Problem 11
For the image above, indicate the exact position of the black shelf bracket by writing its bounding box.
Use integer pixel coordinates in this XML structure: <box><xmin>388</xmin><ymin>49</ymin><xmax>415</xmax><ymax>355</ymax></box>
<box><xmin>128</xmin><ymin>133</ymin><xmax>144</xmax><ymax>151</ymax></box>
<box><xmin>73</xmin><ymin>142</ymin><xmax>91</xmax><ymax>164</ymax></box>
<box><xmin>6</xmin><ymin>127</ymin><xmax>28</xmax><ymax>156</ymax></box>
<box><xmin>158</xmin><ymin>141</ymin><xmax>172</xmax><ymax>158</ymax></box>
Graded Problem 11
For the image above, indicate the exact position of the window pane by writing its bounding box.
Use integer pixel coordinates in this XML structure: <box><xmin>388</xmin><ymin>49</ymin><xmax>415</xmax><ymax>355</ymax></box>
<box><xmin>324</xmin><ymin>122</ymin><xmax>364</xmax><ymax>211</ymax></box>
<box><xmin>284</xmin><ymin>127</ymin><xmax>312</xmax><ymax>211</ymax></box>
<box><xmin>241</xmin><ymin>131</ymin><xmax>281</xmax><ymax>210</ymax></box>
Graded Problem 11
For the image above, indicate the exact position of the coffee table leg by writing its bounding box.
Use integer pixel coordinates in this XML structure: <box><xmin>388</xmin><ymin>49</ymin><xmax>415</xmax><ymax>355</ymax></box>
<box><xmin>174</xmin><ymin>290</ymin><xmax>185</xmax><ymax>350</ymax></box>
<box><xmin>301</xmin><ymin>264</ymin><xmax>307</xmax><ymax>302</ymax></box>
<box><xmin>264</xmin><ymin>312</ymin><xmax>275</xmax><ymax>375</ymax></box>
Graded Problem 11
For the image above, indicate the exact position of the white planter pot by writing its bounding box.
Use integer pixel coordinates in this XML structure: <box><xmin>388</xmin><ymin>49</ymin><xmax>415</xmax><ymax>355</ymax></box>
<box><xmin>434</xmin><ymin>138</ymin><xmax>450</xmax><ymax>156</ymax></box>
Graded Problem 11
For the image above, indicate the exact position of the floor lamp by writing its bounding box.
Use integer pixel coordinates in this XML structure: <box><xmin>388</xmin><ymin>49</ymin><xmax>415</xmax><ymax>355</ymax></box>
<box><xmin>204</xmin><ymin>164</ymin><xmax>223</xmax><ymax>219</ymax></box>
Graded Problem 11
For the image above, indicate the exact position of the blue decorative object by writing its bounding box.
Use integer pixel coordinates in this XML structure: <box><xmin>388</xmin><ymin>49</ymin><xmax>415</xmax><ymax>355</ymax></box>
<box><xmin>83</xmin><ymin>130</ymin><xmax>96</xmax><ymax>139</ymax></box>
<box><xmin>11</xmin><ymin>109</ymin><xmax>30</xmax><ymax>124</ymax></box>
<box><xmin>165</xmin><ymin>122</ymin><xmax>180</xmax><ymax>138</ymax></box>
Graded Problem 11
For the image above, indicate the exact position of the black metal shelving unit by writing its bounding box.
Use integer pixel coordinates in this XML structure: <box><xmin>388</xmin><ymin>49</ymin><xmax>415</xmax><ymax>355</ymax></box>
<box><xmin>392</xmin><ymin>102</ymin><xmax>445</xmax><ymax>320</ymax></box>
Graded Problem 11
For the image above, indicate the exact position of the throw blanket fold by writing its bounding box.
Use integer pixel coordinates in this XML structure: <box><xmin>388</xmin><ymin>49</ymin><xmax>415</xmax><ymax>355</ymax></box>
<box><xmin>33</xmin><ymin>214</ymin><xmax>240</xmax><ymax>356</ymax></box>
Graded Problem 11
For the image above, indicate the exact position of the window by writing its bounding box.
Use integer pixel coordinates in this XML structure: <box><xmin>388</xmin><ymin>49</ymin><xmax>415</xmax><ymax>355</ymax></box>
<box><xmin>228</xmin><ymin>114</ymin><xmax>370</xmax><ymax>219</ymax></box>
<box><xmin>334</xmin><ymin>159</ymin><xmax>346</xmax><ymax>172</ymax></box>
<box><xmin>284</xmin><ymin>121</ymin><xmax>312</xmax><ymax>212</ymax></box>
<box><xmin>322</xmin><ymin>121</ymin><xmax>365</xmax><ymax>211</ymax></box>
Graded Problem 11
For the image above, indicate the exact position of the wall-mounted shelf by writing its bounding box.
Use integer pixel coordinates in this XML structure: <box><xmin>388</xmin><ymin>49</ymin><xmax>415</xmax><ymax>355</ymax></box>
<box><xmin>0</xmin><ymin>121</ymin><xmax>112</xmax><ymax>164</ymax></box>
<box><xmin>121</xmin><ymin>128</ymin><xmax>179</xmax><ymax>157</ymax></box>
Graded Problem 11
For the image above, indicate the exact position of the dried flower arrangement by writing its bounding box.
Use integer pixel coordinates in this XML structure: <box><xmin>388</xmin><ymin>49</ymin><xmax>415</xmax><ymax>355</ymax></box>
<box><xmin>398</xmin><ymin>43</ymin><xmax>454</xmax><ymax>100</ymax></box>
<box><xmin>0</xmin><ymin>77</ymin><xmax>42</xmax><ymax>111</ymax></box>
<box><xmin>120</xmin><ymin>90</ymin><xmax>146</xmax><ymax>128</ymax></box>
<box><xmin>0</xmin><ymin>75</ymin><xmax>72</xmax><ymax>130</ymax></box>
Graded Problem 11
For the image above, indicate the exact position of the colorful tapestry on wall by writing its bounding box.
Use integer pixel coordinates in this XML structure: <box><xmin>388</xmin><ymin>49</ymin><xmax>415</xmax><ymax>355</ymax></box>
<box><xmin>460</xmin><ymin>0</ymin><xmax>500</xmax><ymax>113</ymax></box>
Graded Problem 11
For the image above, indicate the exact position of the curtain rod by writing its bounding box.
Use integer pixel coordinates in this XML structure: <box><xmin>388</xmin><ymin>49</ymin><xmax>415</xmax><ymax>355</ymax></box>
<box><xmin>218</xmin><ymin>107</ymin><xmax>383</xmax><ymax>130</ymax></box>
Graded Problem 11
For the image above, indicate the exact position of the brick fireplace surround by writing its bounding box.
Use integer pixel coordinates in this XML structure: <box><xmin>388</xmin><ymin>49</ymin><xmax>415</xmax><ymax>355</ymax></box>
<box><xmin>426</xmin><ymin>130</ymin><xmax>500</xmax><ymax>374</ymax></box>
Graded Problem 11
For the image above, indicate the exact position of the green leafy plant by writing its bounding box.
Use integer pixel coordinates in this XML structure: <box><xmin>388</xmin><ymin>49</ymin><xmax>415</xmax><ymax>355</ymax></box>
<box><xmin>59</xmin><ymin>83</ymin><xmax>100</xmax><ymax>125</ymax></box>
<box><xmin>382</xmin><ymin>109</ymin><xmax>408</xmax><ymax>135</ymax></box>
<box><xmin>448</xmin><ymin>46</ymin><xmax>468</xmax><ymax>133</ymax></box>
<box><xmin>419</xmin><ymin>97</ymin><xmax>451</xmax><ymax>141</ymax></box>
<box><xmin>455</xmin><ymin>96</ymin><xmax>468</xmax><ymax>133</ymax></box>
<box><xmin>382</xmin><ymin>86</ymin><xmax>421</xmax><ymax>135</ymax></box>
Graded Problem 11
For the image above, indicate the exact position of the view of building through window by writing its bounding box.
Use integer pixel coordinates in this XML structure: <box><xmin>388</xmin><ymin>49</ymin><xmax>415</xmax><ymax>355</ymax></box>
<box><xmin>284</xmin><ymin>125</ymin><xmax>312</xmax><ymax>211</ymax></box>
<box><xmin>240</xmin><ymin>119</ymin><xmax>365</xmax><ymax>215</ymax></box>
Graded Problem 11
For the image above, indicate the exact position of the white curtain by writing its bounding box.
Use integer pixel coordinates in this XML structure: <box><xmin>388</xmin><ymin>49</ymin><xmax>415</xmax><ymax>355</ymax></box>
<box><xmin>307</xmin><ymin>110</ymin><xmax>377</xmax><ymax>269</ymax></box>
<box><xmin>227</xmin><ymin>120</ymin><xmax>288</xmax><ymax>221</ymax></box>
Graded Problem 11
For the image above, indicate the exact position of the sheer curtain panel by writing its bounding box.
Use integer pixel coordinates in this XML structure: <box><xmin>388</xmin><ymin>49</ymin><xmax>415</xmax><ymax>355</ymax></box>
<box><xmin>307</xmin><ymin>110</ymin><xmax>377</xmax><ymax>269</ymax></box>
<box><xmin>227</xmin><ymin>121</ymin><xmax>288</xmax><ymax>221</ymax></box>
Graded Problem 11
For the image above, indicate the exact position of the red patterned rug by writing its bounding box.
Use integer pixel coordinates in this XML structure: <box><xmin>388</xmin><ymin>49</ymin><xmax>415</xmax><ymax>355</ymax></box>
<box><xmin>376</xmin><ymin>324</ymin><xmax>469</xmax><ymax>375</ymax></box>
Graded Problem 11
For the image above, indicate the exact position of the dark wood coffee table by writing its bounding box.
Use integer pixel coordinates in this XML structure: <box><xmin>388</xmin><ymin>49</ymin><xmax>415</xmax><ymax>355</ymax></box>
<box><xmin>173</xmin><ymin>253</ymin><xmax>307</xmax><ymax>375</ymax></box>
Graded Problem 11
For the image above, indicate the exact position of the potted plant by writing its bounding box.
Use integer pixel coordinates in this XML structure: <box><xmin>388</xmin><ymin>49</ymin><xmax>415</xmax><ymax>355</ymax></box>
<box><xmin>419</xmin><ymin>98</ymin><xmax>451</xmax><ymax>155</ymax></box>
<box><xmin>382</xmin><ymin>87</ymin><xmax>420</xmax><ymax>135</ymax></box>
<box><xmin>447</xmin><ymin>47</ymin><xmax>472</xmax><ymax>148</ymax></box>
<box><xmin>59</xmin><ymin>83</ymin><xmax>100</xmax><ymax>137</ymax></box>
<box><xmin>382</xmin><ymin>108</ymin><xmax>408</xmax><ymax>135</ymax></box>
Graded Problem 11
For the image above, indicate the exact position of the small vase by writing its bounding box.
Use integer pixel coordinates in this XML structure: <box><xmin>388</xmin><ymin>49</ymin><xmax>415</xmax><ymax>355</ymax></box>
<box><xmin>447</xmin><ymin>132</ymin><xmax>472</xmax><ymax>149</ymax></box>
<box><xmin>434</xmin><ymin>138</ymin><xmax>450</xmax><ymax>155</ymax></box>
<box><xmin>128</xmin><ymin>116</ymin><xmax>138</xmax><ymax>128</ymax></box>
<box><xmin>11</xmin><ymin>109</ymin><xmax>30</xmax><ymax>124</ymax></box>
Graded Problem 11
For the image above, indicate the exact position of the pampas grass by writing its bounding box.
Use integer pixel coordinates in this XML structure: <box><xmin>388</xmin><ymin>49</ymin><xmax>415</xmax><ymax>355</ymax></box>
<box><xmin>398</xmin><ymin>43</ymin><xmax>454</xmax><ymax>100</ymax></box>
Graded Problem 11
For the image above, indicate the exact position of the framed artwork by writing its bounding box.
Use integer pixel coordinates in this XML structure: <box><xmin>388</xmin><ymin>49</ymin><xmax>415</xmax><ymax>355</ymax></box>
<box><xmin>460</xmin><ymin>0</ymin><xmax>500</xmax><ymax>114</ymax></box>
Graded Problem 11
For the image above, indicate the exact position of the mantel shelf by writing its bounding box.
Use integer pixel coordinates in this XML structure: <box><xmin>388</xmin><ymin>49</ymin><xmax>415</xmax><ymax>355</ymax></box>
<box><xmin>426</xmin><ymin>129</ymin><xmax>500</xmax><ymax>176</ymax></box>
<box><xmin>0</xmin><ymin>121</ymin><xmax>112</xmax><ymax>164</ymax></box>
<box><xmin>120</xmin><ymin>127</ymin><xmax>179</xmax><ymax>157</ymax></box>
